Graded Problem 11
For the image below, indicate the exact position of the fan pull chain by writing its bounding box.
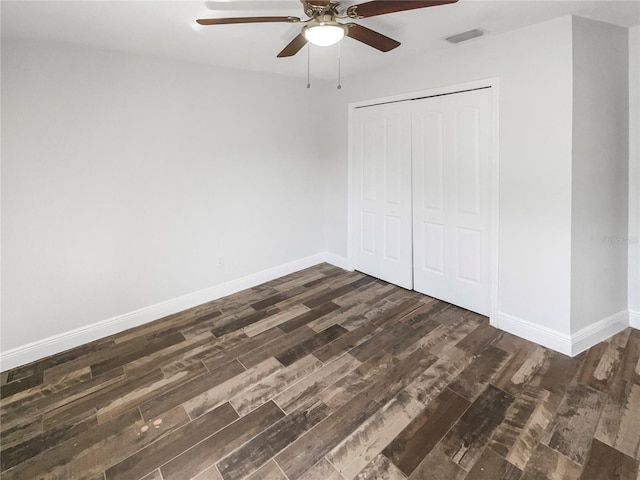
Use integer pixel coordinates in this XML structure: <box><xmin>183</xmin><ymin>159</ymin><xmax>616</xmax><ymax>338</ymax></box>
<box><xmin>307</xmin><ymin>44</ymin><xmax>311</xmax><ymax>89</ymax></box>
<box><xmin>337</xmin><ymin>41</ymin><xmax>342</xmax><ymax>90</ymax></box>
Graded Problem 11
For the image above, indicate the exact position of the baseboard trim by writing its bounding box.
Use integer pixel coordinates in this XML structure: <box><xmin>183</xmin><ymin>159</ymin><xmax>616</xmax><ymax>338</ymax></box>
<box><xmin>628</xmin><ymin>309</ymin><xmax>640</xmax><ymax>329</ymax></box>
<box><xmin>570</xmin><ymin>310</ymin><xmax>629</xmax><ymax>356</ymax></box>
<box><xmin>496</xmin><ymin>310</ymin><xmax>630</xmax><ymax>357</ymax></box>
<box><xmin>1</xmin><ymin>252</ymin><xmax>348</xmax><ymax>371</ymax></box>
<box><xmin>496</xmin><ymin>312</ymin><xmax>572</xmax><ymax>356</ymax></box>
<box><xmin>324</xmin><ymin>252</ymin><xmax>350</xmax><ymax>270</ymax></box>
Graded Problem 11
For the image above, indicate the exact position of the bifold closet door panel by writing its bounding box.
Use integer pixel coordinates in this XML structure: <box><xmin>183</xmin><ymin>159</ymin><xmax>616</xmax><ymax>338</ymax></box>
<box><xmin>352</xmin><ymin>102</ymin><xmax>413</xmax><ymax>289</ymax></box>
<box><xmin>412</xmin><ymin>88</ymin><xmax>493</xmax><ymax>315</ymax></box>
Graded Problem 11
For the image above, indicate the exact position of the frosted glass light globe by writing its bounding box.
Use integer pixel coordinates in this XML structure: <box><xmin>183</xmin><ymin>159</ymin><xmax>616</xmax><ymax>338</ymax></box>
<box><xmin>303</xmin><ymin>24</ymin><xmax>345</xmax><ymax>46</ymax></box>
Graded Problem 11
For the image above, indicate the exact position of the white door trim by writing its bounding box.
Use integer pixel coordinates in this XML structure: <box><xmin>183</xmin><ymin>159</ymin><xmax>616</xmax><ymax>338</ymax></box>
<box><xmin>347</xmin><ymin>78</ymin><xmax>501</xmax><ymax>325</ymax></box>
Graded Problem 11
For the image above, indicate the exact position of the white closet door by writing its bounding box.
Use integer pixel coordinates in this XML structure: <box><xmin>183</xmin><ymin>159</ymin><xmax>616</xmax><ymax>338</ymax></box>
<box><xmin>352</xmin><ymin>102</ymin><xmax>413</xmax><ymax>289</ymax></box>
<box><xmin>412</xmin><ymin>88</ymin><xmax>493</xmax><ymax>315</ymax></box>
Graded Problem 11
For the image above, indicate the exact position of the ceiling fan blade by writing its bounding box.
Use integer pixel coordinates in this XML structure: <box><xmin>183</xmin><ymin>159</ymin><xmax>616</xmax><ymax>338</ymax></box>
<box><xmin>196</xmin><ymin>16</ymin><xmax>300</xmax><ymax>25</ymax></box>
<box><xmin>348</xmin><ymin>0</ymin><xmax>458</xmax><ymax>18</ymax></box>
<box><xmin>277</xmin><ymin>33</ymin><xmax>308</xmax><ymax>57</ymax></box>
<box><xmin>346</xmin><ymin>23</ymin><xmax>400</xmax><ymax>52</ymax></box>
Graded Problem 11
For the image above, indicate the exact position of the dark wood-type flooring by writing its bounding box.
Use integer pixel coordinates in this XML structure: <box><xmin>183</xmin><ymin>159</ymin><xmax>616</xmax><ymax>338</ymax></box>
<box><xmin>2</xmin><ymin>264</ymin><xmax>639</xmax><ymax>480</ymax></box>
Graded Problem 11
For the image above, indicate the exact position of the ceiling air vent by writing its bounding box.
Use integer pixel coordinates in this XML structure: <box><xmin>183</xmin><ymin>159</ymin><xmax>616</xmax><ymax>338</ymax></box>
<box><xmin>445</xmin><ymin>28</ymin><xmax>485</xmax><ymax>44</ymax></box>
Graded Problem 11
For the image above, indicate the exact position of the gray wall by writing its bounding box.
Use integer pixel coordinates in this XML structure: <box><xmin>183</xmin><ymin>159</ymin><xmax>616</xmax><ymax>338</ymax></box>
<box><xmin>1</xmin><ymin>39</ymin><xmax>328</xmax><ymax>350</ymax></box>
<box><xmin>629</xmin><ymin>25</ymin><xmax>640</xmax><ymax>324</ymax></box>
<box><xmin>570</xmin><ymin>17</ymin><xmax>629</xmax><ymax>332</ymax></box>
<box><xmin>325</xmin><ymin>16</ymin><xmax>576</xmax><ymax>333</ymax></box>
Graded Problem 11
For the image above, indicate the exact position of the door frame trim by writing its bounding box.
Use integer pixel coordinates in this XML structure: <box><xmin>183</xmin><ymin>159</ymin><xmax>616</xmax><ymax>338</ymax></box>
<box><xmin>347</xmin><ymin>77</ymin><xmax>501</xmax><ymax>325</ymax></box>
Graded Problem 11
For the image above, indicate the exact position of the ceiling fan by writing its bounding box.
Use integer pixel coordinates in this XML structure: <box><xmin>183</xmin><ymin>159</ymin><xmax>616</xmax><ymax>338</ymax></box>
<box><xmin>197</xmin><ymin>0</ymin><xmax>459</xmax><ymax>58</ymax></box>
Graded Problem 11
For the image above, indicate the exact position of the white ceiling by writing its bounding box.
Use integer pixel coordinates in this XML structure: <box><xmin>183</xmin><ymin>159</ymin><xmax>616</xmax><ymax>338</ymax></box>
<box><xmin>2</xmin><ymin>0</ymin><xmax>639</xmax><ymax>80</ymax></box>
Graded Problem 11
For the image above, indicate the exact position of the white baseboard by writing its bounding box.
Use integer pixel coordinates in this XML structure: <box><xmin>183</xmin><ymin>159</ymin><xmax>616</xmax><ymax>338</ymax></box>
<box><xmin>324</xmin><ymin>252</ymin><xmax>350</xmax><ymax>270</ymax></box>
<box><xmin>496</xmin><ymin>310</ymin><xmax>630</xmax><ymax>357</ymax></box>
<box><xmin>629</xmin><ymin>309</ymin><xmax>640</xmax><ymax>329</ymax></box>
<box><xmin>495</xmin><ymin>312</ymin><xmax>572</xmax><ymax>356</ymax></box>
<box><xmin>570</xmin><ymin>310</ymin><xmax>629</xmax><ymax>356</ymax></box>
<box><xmin>1</xmin><ymin>252</ymin><xmax>347</xmax><ymax>371</ymax></box>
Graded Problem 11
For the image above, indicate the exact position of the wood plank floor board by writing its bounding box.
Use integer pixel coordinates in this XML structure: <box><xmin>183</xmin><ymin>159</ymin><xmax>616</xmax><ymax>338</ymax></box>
<box><xmin>403</xmin><ymin>346</ymin><xmax>474</xmax><ymax>406</ymax></box>
<box><xmin>302</xmin><ymin>276</ymin><xmax>375</xmax><ymax>309</ymax></box>
<box><xmin>0</xmin><ymin>416</ymin><xmax>43</xmax><ymax>452</ymax></box>
<box><xmin>1</xmin><ymin>365</ymin><xmax>92</xmax><ymax>409</ymax></box>
<box><xmin>382</xmin><ymin>387</ymin><xmax>470</xmax><ymax>476</ymax></box>
<box><xmin>275</xmin><ymin>323</ymin><xmax>349</xmax><ymax>366</ymax></box>
<box><xmin>244</xmin><ymin>460</ymin><xmax>288</xmax><ymax>480</ymax></box>
<box><xmin>519</xmin><ymin>443</ymin><xmax>582</xmax><ymax>480</ymax></box>
<box><xmin>124</xmin><ymin>332</ymin><xmax>216</xmax><ymax>378</ymax></box>
<box><xmin>454</xmin><ymin>322</ymin><xmax>504</xmax><ymax>356</ymax></box>
<box><xmin>139</xmin><ymin>358</ymin><xmax>245</xmax><ymax>421</ymax></box>
<box><xmin>349</xmin><ymin>322</ymin><xmax>418</xmax><ymax>363</ymax></box>
<box><xmin>407</xmin><ymin>445</ymin><xmax>467</xmax><ymax>480</ymax></box>
<box><xmin>144</xmin><ymin>310</ymin><xmax>222</xmax><ymax>343</ymax></box>
<box><xmin>182</xmin><ymin>357</ymin><xmax>282</xmax><ymax>419</ymax></box>
<box><xmin>105</xmin><ymin>402</ymin><xmax>239</xmax><ymax>480</ymax></box>
<box><xmin>440</xmin><ymin>383</ymin><xmax>515</xmax><ymax>470</ymax></box>
<box><xmin>492</xmin><ymin>343</ymin><xmax>546</xmax><ymax>396</ymax></box>
<box><xmin>331</xmin><ymin>282</ymin><xmax>394</xmax><ymax>310</ymax></box>
<box><xmin>0</xmin><ymin>370</ymin><xmax>44</xmax><ymax>399</ymax></box>
<box><xmin>217</xmin><ymin>401</ymin><xmax>331</xmax><ymax>480</ymax></box>
<box><xmin>463</xmin><ymin>446</ymin><xmax>522</xmax><ymax>480</ymax></box>
<box><xmin>2</xmin><ymin>407</ymin><xmax>164</xmax><ymax>479</ymax></box>
<box><xmin>41</xmin><ymin>337</ymin><xmax>143</xmax><ymax>383</ymax></box>
<box><xmin>528</xmin><ymin>350</ymin><xmax>583</xmax><ymax>397</ymax></box>
<box><xmin>229</xmin><ymin>354</ymin><xmax>323</xmax><ymax>416</ymax></box>
<box><xmin>278</xmin><ymin>301</ymin><xmax>342</xmax><ymax>333</ymax></box>
<box><xmin>90</xmin><ymin>332</ymin><xmax>186</xmax><ymax>377</ymax></box>
<box><xmin>307</xmin><ymin>301</ymin><xmax>372</xmax><ymax>333</ymax></box>
<box><xmin>326</xmin><ymin>391</ymin><xmax>424</xmax><ymax>479</ymax></box>
<box><xmin>541</xmin><ymin>382</ymin><xmax>606</xmax><ymax>465</ymax></box>
<box><xmin>34</xmin><ymin>406</ymin><xmax>188</xmax><ymax>480</ymax></box>
<box><xmin>354</xmin><ymin>454</ymin><xmax>408</xmax><ymax>480</ymax></box>
<box><xmin>1</xmin><ymin>365</ymin><xmax>126</xmax><ymax>433</ymax></box>
<box><xmin>211</xmin><ymin>306</ymin><xmax>282</xmax><ymax>338</ymax></box>
<box><xmin>6</xmin><ymin>336</ymin><xmax>117</xmax><ymax>383</ymax></box>
<box><xmin>297</xmin><ymin>458</ymin><xmax>345</xmax><ymax>480</ymax></box>
<box><xmin>40</xmin><ymin>361</ymin><xmax>202</xmax><ymax>429</ymax></box>
<box><xmin>318</xmin><ymin>350</ymin><xmax>398</xmax><ymax>410</ymax></box>
<box><xmin>312</xmin><ymin>315</ymin><xmax>387</xmax><ymax>363</ymax></box>
<box><xmin>337</xmin><ymin>297</ymin><xmax>409</xmax><ymax>333</ymax></box>
<box><xmin>1</xmin><ymin>408</ymin><xmax>96</xmax><ymax>471</ymax></box>
<box><xmin>237</xmin><ymin>326</ymin><xmax>317</xmax><ymax>368</ymax></box>
<box><xmin>578</xmin><ymin>438</ymin><xmax>639</xmax><ymax>480</ymax></box>
<box><xmin>274</xmin><ymin>394</ymin><xmax>381</xmax><ymax>479</ymax></box>
<box><xmin>447</xmin><ymin>344</ymin><xmax>511</xmax><ymax>401</ymax></box>
<box><xmin>362</xmin><ymin>347</ymin><xmax>439</xmax><ymax>407</ymax></box>
<box><xmin>488</xmin><ymin>385</ymin><xmax>562</xmax><ymax>470</ymax></box>
<box><xmin>160</xmin><ymin>401</ymin><xmax>285</xmax><ymax>480</ymax></box>
<box><xmin>199</xmin><ymin>328</ymin><xmax>281</xmax><ymax>372</ymax></box>
<box><xmin>1</xmin><ymin>264</ymin><xmax>638</xmax><ymax>480</ymax></box>
<box><xmin>273</xmin><ymin>353</ymin><xmax>362</xmax><ymax>414</ymax></box>
<box><xmin>243</xmin><ymin>304</ymin><xmax>311</xmax><ymax>338</ymax></box>
<box><xmin>402</xmin><ymin>299</ymin><xmax>450</xmax><ymax>328</ymax></box>
<box><xmin>595</xmin><ymin>334</ymin><xmax>640</xmax><ymax>460</ymax></box>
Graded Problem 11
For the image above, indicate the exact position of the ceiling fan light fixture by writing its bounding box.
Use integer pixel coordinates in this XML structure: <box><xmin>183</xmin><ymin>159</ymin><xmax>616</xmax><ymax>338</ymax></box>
<box><xmin>303</xmin><ymin>23</ymin><xmax>345</xmax><ymax>47</ymax></box>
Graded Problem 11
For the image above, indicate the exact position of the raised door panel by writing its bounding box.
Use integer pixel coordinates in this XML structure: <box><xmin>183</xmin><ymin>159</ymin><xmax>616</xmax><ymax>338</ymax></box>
<box><xmin>412</xmin><ymin>88</ymin><xmax>492</xmax><ymax>315</ymax></box>
<box><xmin>353</xmin><ymin>102</ymin><xmax>412</xmax><ymax>289</ymax></box>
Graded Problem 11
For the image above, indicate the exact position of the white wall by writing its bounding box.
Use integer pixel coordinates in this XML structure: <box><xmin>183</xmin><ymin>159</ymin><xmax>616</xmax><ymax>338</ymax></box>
<box><xmin>570</xmin><ymin>17</ymin><xmax>629</xmax><ymax>332</ymax></box>
<box><xmin>326</xmin><ymin>16</ymin><xmax>575</xmax><ymax>333</ymax></box>
<box><xmin>1</xmin><ymin>39</ymin><xmax>327</xmax><ymax>352</ymax></box>
<box><xmin>630</xmin><ymin>26</ymin><xmax>640</xmax><ymax>327</ymax></box>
